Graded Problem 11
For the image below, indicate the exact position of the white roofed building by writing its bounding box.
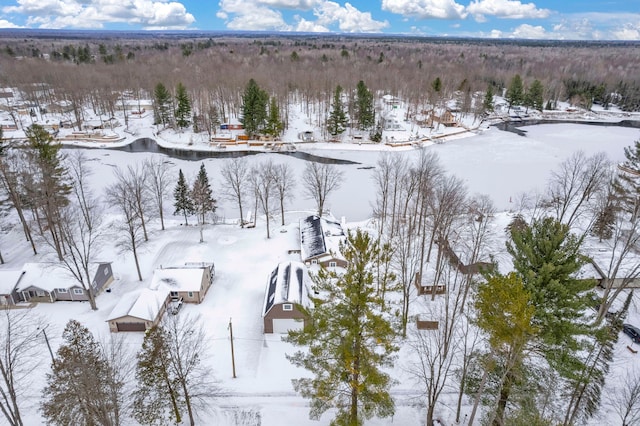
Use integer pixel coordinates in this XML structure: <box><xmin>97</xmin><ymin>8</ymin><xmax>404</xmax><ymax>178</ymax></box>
<box><xmin>106</xmin><ymin>288</ymin><xmax>170</xmax><ymax>332</ymax></box>
<box><xmin>149</xmin><ymin>262</ymin><xmax>214</xmax><ymax>304</ymax></box>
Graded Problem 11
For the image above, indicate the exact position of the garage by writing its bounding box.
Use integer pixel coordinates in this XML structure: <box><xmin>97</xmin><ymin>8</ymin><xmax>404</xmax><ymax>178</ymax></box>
<box><xmin>272</xmin><ymin>318</ymin><xmax>303</xmax><ymax>334</ymax></box>
<box><xmin>116</xmin><ymin>322</ymin><xmax>146</xmax><ymax>332</ymax></box>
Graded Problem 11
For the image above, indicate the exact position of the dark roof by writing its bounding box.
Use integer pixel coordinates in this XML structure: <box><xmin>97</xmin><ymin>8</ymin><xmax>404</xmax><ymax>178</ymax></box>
<box><xmin>300</xmin><ymin>215</ymin><xmax>326</xmax><ymax>260</ymax></box>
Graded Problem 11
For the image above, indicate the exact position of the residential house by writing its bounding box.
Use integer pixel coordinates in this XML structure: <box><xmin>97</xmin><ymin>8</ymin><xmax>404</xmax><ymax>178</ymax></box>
<box><xmin>263</xmin><ymin>261</ymin><xmax>312</xmax><ymax>333</ymax></box>
<box><xmin>149</xmin><ymin>262</ymin><xmax>214</xmax><ymax>304</ymax></box>
<box><xmin>0</xmin><ymin>270</ymin><xmax>25</xmax><ymax>306</ymax></box>
<box><xmin>299</xmin><ymin>215</ymin><xmax>347</xmax><ymax>268</ymax></box>
<box><xmin>106</xmin><ymin>288</ymin><xmax>170</xmax><ymax>332</ymax></box>
<box><xmin>15</xmin><ymin>262</ymin><xmax>113</xmax><ymax>303</ymax></box>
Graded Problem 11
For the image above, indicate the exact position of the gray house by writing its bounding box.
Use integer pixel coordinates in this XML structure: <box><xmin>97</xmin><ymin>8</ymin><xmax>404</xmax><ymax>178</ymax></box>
<box><xmin>16</xmin><ymin>262</ymin><xmax>114</xmax><ymax>303</ymax></box>
<box><xmin>0</xmin><ymin>270</ymin><xmax>26</xmax><ymax>306</ymax></box>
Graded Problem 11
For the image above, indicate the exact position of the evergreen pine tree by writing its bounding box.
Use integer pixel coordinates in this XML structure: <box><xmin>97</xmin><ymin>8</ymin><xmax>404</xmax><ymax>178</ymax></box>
<box><xmin>174</xmin><ymin>169</ymin><xmax>194</xmax><ymax>225</ymax></box>
<box><xmin>154</xmin><ymin>82</ymin><xmax>172</xmax><ymax>127</ymax></box>
<box><xmin>264</xmin><ymin>97</ymin><xmax>284</xmax><ymax>137</ymax></box>
<box><xmin>355</xmin><ymin>80</ymin><xmax>375</xmax><ymax>130</ymax></box>
<box><xmin>191</xmin><ymin>163</ymin><xmax>216</xmax><ymax>225</ymax></box>
<box><xmin>327</xmin><ymin>85</ymin><xmax>347</xmax><ymax>136</ymax></box>
<box><xmin>286</xmin><ymin>229</ymin><xmax>398</xmax><ymax>425</ymax></box>
<box><xmin>528</xmin><ymin>79</ymin><xmax>544</xmax><ymax>111</ymax></box>
<box><xmin>507</xmin><ymin>217</ymin><xmax>594</xmax><ymax>380</ymax></box>
<box><xmin>133</xmin><ymin>326</ymin><xmax>182</xmax><ymax>425</ymax></box>
<box><xmin>506</xmin><ymin>74</ymin><xmax>524</xmax><ymax>111</ymax></box>
<box><xmin>174</xmin><ymin>82</ymin><xmax>191</xmax><ymax>129</ymax></box>
<box><xmin>41</xmin><ymin>320</ymin><xmax>121</xmax><ymax>426</ymax></box>
<box><xmin>25</xmin><ymin>124</ymin><xmax>72</xmax><ymax>261</ymax></box>
<box><xmin>483</xmin><ymin>85</ymin><xmax>495</xmax><ymax>113</ymax></box>
<box><xmin>241</xmin><ymin>79</ymin><xmax>268</xmax><ymax>139</ymax></box>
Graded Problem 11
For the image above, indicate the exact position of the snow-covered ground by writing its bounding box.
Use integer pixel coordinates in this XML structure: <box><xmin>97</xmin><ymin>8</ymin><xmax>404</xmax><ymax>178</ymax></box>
<box><xmin>2</xmin><ymin>100</ymin><xmax>640</xmax><ymax>425</ymax></box>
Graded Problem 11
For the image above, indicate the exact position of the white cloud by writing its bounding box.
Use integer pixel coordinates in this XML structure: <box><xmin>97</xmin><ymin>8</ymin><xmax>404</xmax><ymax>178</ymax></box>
<box><xmin>467</xmin><ymin>0</ymin><xmax>550</xmax><ymax>22</ymax></box>
<box><xmin>510</xmin><ymin>23</ymin><xmax>546</xmax><ymax>38</ymax></box>
<box><xmin>381</xmin><ymin>0</ymin><xmax>467</xmax><ymax>20</ymax></box>
<box><xmin>294</xmin><ymin>17</ymin><xmax>329</xmax><ymax>32</ymax></box>
<box><xmin>612</xmin><ymin>25</ymin><xmax>640</xmax><ymax>41</ymax></box>
<box><xmin>218</xmin><ymin>0</ymin><xmax>388</xmax><ymax>33</ymax></box>
<box><xmin>256</xmin><ymin>0</ymin><xmax>321</xmax><ymax>9</ymax></box>
<box><xmin>3</xmin><ymin>0</ymin><xmax>195</xmax><ymax>29</ymax></box>
<box><xmin>314</xmin><ymin>2</ymin><xmax>388</xmax><ymax>32</ymax></box>
<box><xmin>0</xmin><ymin>19</ymin><xmax>22</xmax><ymax>28</ymax></box>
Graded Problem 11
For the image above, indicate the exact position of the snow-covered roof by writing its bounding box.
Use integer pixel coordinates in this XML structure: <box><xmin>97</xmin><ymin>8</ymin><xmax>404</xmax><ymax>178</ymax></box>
<box><xmin>263</xmin><ymin>261</ymin><xmax>312</xmax><ymax>316</ymax></box>
<box><xmin>149</xmin><ymin>267</ymin><xmax>206</xmax><ymax>293</ymax></box>
<box><xmin>0</xmin><ymin>270</ymin><xmax>25</xmax><ymax>294</ymax></box>
<box><xmin>16</xmin><ymin>263</ymin><xmax>80</xmax><ymax>292</ymax></box>
<box><xmin>107</xmin><ymin>287</ymin><xmax>169</xmax><ymax>322</ymax></box>
<box><xmin>14</xmin><ymin>262</ymin><xmax>110</xmax><ymax>293</ymax></box>
<box><xmin>299</xmin><ymin>215</ymin><xmax>345</xmax><ymax>261</ymax></box>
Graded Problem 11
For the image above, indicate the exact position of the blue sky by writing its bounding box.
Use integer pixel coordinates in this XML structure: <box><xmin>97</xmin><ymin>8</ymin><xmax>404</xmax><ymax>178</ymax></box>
<box><xmin>0</xmin><ymin>0</ymin><xmax>639</xmax><ymax>40</ymax></box>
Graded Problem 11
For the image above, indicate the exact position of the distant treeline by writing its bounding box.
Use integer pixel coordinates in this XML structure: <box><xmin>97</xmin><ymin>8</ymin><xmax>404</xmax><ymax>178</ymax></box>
<box><xmin>1</xmin><ymin>32</ymin><xmax>640</xmax><ymax>112</ymax></box>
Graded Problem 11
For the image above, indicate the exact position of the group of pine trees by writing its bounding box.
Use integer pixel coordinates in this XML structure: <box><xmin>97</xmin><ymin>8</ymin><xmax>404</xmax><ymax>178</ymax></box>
<box><xmin>173</xmin><ymin>164</ymin><xmax>217</xmax><ymax>227</ymax></box>
<box><xmin>39</xmin><ymin>316</ymin><xmax>215</xmax><ymax>426</ymax></box>
<box><xmin>153</xmin><ymin>82</ymin><xmax>193</xmax><ymax>130</ymax></box>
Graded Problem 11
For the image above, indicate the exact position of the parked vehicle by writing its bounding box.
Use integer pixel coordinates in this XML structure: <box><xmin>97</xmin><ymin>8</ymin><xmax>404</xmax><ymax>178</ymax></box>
<box><xmin>168</xmin><ymin>297</ymin><xmax>183</xmax><ymax>315</ymax></box>
<box><xmin>622</xmin><ymin>323</ymin><xmax>640</xmax><ymax>344</ymax></box>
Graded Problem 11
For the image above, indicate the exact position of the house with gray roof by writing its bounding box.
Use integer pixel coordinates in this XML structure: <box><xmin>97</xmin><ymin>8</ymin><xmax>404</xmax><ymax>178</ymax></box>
<box><xmin>263</xmin><ymin>261</ymin><xmax>312</xmax><ymax>334</ymax></box>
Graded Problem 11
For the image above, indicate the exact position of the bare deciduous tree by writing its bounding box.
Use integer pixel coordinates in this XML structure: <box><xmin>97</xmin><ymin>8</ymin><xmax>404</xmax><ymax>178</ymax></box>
<box><xmin>302</xmin><ymin>162</ymin><xmax>343</xmax><ymax>217</ymax></box>
<box><xmin>546</xmin><ymin>151</ymin><xmax>610</xmax><ymax>228</ymax></box>
<box><xmin>249</xmin><ymin>160</ymin><xmax>277</xmax><ymax>238</ymax></box>
<box><xmin>220</xmin><ymin>158</ymin><xmax>249</xmax><ymax>227</ymax></box>
<box><xmin>105</xmin><ymin>168</ymin><xmax>145</xmax><ymax>281</ymax></box>
<box><xmin>273</xmin><ymin>162</ymin><xmax>295</xmax><ymax>226</ymax></box>
<box><xmin>0</xmin><ymin>309</ymin><xmax>48</xmax><ymax>426</ymax></box>
<box><xmin>610</xmin><ymin>371</ymin><xmax>640</xmax><ymax>426</ymax></box>
<box><xmin>144</xmin><ymin>157</ymin><xmax>173</xmax><ymax>231</ymax></box>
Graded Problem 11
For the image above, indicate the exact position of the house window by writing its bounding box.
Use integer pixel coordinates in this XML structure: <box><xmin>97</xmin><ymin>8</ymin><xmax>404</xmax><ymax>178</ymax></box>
<box><xmin>311</xmin><ymin>259</ymin><xmax>318</xmax><ymax>265</ymax></box>
<box><xmin>36</xmin><ymin>290</ymin><xmax>45</xmax><ymax>297</ymax></box>
<box><xmin>73</xmin><ymin>289</ymin><xmax>84</xmax><ymax>295</ymax></box>
<box><xmin>329</xmin><ymin>261</ymin><xmax>337</xmax><ymax>268</ymax></box>
<box><xmin>57</xmin><ymin>288</ymin><xmax>68</xmax><ymax>293</ymax></box>
<box><xmin>170</xmin><ymin>291</ymin><xmax>178</xmax><ymax>297</ymax></box>
<box><xmin>188</xmin><ymin>292</ymin><xmax>194</xmax><ymax>298</ymax></box>
<box><xmin>282</xmin><ymin>303</ymin><xmax>293</xmax><ymax>311</ymax></box>
<box><xmin>104</xmin><ymin>267</ymin><xmax>109</xmax><ymax>276</ymax></box>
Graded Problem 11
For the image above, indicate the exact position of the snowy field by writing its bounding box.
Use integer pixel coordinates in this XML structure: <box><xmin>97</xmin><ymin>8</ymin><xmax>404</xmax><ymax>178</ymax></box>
<box><xmin>3</xmin><ymin>121</ymin><xmax>640</xmax><ymax>425</ymax></box>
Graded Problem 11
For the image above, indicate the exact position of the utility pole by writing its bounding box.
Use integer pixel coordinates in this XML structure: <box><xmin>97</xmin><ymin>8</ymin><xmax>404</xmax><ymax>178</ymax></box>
<box><xmin>39</xmin><ymin>326</ymin><xmax>55</xmax><ymax>364</ymax></box>
<box><xmin>228</xmin><ymin>317</ymin><xmax>237</xmax><ymax>378</ymax></box>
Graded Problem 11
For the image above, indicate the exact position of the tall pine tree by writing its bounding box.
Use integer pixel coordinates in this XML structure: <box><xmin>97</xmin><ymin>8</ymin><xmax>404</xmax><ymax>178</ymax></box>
<box><xmin>174</xmin><ymin>82</ymin><xmax>191</xmax><ymax>129</ymax></box>
<box><xmin>327</xmin><ymin>85</ymin><xmax>347</xmax><ymax>136</ymax></box>
<box><xmin>42</xmin><ymin>320</ymin><xmax>123</xmax><ymax>426</ymax></box>
<box><xmin>354</xmin><ymin>80</ymin><xmax>375</xmax><ymax>130</ymax></box>
<box><xmin>133</xmin><ymin>326</ymin><xmax>182</xmax><ymax>425</ymax></box>
<box><xmin>191</xmin><ymin>163</ymin><xmax>216</xmax><ymax>225</ymax></box>
<box><xmin>264</xmin><ymin>97</ymin><xmax>284</xmax><ymax>137</ymax></box>
<box><xmin>507</xmin><ymin>217</ymin><xmax>594</xmax><ymax>382</ymax></box>
<box><xmin>241</xmin><ymin>79</ymin><xmax>268</xmax><ymax>139</ymax></box>
<box><xmin>153</xmin><ymin>82</ymin><xmax>172</xmax><ymax>127</ymax></box>
<box><xmin>174</xmin><ymin>169</ymin><xmax>194</xmax><ymax>225</ymax></box>
<box><xmin>506</xmin><ymin>74</ymin><xmax>524</xmax><ymax>111</ymax></box>
<box><xmin>286</xmin><ymin>229</ymin><xmax>397</xmax><ymax>425</ymax></box>
<box><xmin>483</xmin><ymin>85</ymin><xmax>495</xmax><ymax>113</ymax></box>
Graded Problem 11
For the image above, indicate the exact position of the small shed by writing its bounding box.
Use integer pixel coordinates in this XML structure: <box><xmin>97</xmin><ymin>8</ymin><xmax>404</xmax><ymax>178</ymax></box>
<box><xmin>107</xmin><ymin>288</ymin><xmax>170</xmax><ymax>332</ymax></box>
<box><xmin>263</xmin><ymin>261</ymin><xmax>312</xmax><ymax>334</ymax></box>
